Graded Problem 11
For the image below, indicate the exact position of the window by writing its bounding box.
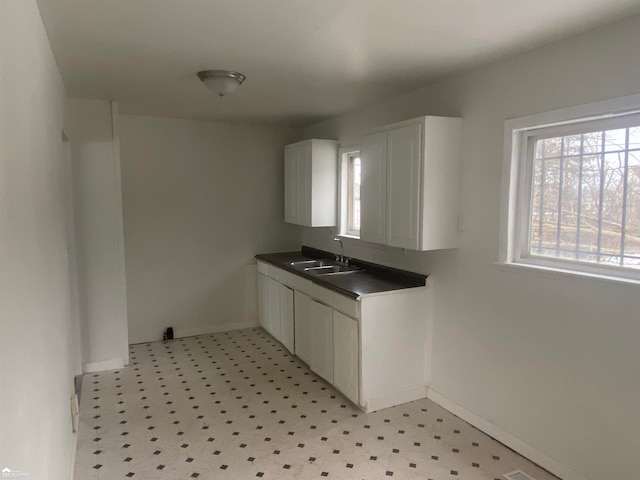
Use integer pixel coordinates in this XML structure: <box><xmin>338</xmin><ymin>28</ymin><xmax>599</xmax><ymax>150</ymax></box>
<box><xmin>502</xmin><ymin>95</ymin><xmax>640</xmax><ymax>281</ymax></box>
<box><xmin>338</xmin><ymin>147</ymin><xmax>361</xmax><ymax>238</ymax></box>
<box><xmin>347</xmin><ymin>153</ymin><xmax>361</xmax><ymax>236</ymax></box>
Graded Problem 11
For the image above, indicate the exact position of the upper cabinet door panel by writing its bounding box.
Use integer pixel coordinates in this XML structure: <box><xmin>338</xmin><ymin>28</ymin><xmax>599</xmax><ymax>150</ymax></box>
<box><xmin>284</xmin><ymin>147</ymin><xmax>297</xmax><ymax>224</ymax></box>
<box><xmin>295</xmin><ymin>142</ymin><xmax>312</xmax><ymax>226</ymax></box>
<box><xmin>360</xmin><ymin>132</ymin><xmax>387</xmax><ymax>244</ymax></box>
<box><xmin>386</xmin><ymin>123</ymin><xmax>422</xmax><ymax>249</ymax></box>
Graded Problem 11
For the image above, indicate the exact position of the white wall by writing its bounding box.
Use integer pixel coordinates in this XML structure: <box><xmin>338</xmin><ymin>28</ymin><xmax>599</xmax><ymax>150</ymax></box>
<box><xmin>120</xmin><ymin>115</ymin><xmax>301</xmax><ymax>343</ymax></box>
<box><xmin>0</xmin><ymin>1</ymin><xmax>79</xmax><ymax>478</ymax></box>
<box><xmin>303</xmin><ymin>15</ymin><xmax>640</xmax><ymax>480</ymax></box>
<box><xmin>64</xmin><ymin>99</ymin><xmax>129</xmax><ymax>371</ymax></box>
<box><xmin>62</xmin><ymin>137</ymin><xmax>84</xmax><ymax>375</ymax></box>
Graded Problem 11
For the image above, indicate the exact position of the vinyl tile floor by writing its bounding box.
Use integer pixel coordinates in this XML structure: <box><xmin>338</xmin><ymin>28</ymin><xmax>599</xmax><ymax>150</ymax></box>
<box><xmin>74</xmin><ymin>327</ymin><xmax>559</xmax><ymax>480</ymax></box>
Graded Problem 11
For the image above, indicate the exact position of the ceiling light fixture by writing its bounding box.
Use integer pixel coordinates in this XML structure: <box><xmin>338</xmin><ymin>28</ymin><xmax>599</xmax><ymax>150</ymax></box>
<box><xmin>197</xmin><ymin>70</ymin><xmax>246</xmax><ymax>97</ymax></box>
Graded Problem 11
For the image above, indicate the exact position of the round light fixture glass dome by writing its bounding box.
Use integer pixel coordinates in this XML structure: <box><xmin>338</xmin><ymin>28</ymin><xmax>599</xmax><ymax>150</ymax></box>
<box><xmin>197</xmin><ymin>70</ymin><xmax>246</xmax><ymax>97</ymax></box>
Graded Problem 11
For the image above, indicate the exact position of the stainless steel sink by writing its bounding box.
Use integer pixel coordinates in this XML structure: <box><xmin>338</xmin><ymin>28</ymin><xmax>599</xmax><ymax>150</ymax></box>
<box><xmin>289</xmin><ymin>259</ymin><xmax>334</xmax><ymax>268</ymax></box>
<box><xmin>289</xmin><ymin>259</ymin><xmax>363</xmax><ymax>276</ymax></box>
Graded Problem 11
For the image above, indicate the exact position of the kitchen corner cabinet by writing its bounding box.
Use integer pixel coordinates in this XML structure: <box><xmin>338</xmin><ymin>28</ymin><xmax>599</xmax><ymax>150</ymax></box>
<box><xmin>256</xmin><ymin>260</ymin><xmax>428</xmax><ymax>413</ymax></box>
<box><xmin>360</xmin><ymin>116</ymin><xmax>462</xmax><ymax>251</ymax></box>
<box><xmin>284</xmin><ymin>139</ymin><xmax>338</xmax><ymax>227</ymax></box>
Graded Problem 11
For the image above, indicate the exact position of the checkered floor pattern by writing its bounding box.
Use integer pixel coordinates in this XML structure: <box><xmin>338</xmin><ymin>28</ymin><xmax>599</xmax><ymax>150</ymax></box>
<box><xmin>74</xmin><ymin>327</ymin><xmax>558</xmax><ymax>480</ymax></box>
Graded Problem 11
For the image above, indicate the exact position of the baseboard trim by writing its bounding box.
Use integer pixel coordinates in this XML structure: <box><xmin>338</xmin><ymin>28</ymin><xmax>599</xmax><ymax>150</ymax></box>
<box><xmin>69</xmin><ymin>430</ymin><xmax>78</xmax><ymax>480</ymax></box>
<box><xmin>83</xmin><ymin>358</ymin><xmax>125</xmax><ymax>373</ymax></box>
<box><xmin>426</xmin><ymin>388</ymin><xmax>588</xmax><ymax>480</ymax></box>
<box><xmin>364</xmin><ymin>386</ymin><xmax>427</xmax><ymax>413</ymax></box>
<box><xmin>129</xmin><ymin>321</ymin><xmax>261</xmax><ymax>345</ymax></box>
<box><xmin>174</xmin><ymin>321</ymin><xmax>259</xmax><ymax>339</ymax></box>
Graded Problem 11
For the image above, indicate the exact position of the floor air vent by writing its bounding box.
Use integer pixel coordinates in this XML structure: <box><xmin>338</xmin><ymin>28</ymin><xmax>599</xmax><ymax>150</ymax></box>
<box><xmin>503</xmin><ymin>470</ymin><xmax>536</xmax><ymax>480</ymax></box>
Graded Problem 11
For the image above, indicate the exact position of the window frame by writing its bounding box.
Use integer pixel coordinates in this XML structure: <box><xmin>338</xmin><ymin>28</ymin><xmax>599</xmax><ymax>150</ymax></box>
<box><xmin>501</xmin><ymin>94</ymin><xmax>640</xmax><ymax>283</ymax></box>
<box><xmin>338</xmin><ymin>145</ymin><xmax>361</xmax><ymax>239</ymax></box>
<box><xmin>346</xmin><ymin>152</ymin><xmax>361</xmax><ymax>237</ymax></box>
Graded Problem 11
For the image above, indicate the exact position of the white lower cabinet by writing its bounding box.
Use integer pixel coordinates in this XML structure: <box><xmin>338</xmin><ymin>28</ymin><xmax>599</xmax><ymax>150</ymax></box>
<box><xmin>257</xmin><ymin>272</ymin><xmax>269</xmax><ymax>331</ymax></box>
<box><xmin>273</xmin><ymin>273</ymin><xmax>357</xmax><ymax>404</ymax></box>
<box><xmin>332</xmin><ymin>311</ymin><xmax>359</xmax><ymax>405</ymax></box>
<box><xmin>279</xmin><ymin>284</ymin><xmax>294</xmax><ymax>354</ymax></box>
<box><xmin>266</xmin><ymin>277</ymin><xmax>281</xmax><ymax>340</ymax></box>
<box><xmin>257</xmin><ymin>260</ymin><xmax>428</xmax><ymax>412</ymax></box>
<box><xmin>258</xmin><ymin>267</ymin><xmax>294</xmax><ymax>354</ymax></box>
<box><xmin>310</xmin><ymin>300</ymin><xmax>334</xmax><ymax>384</ymax></box>
<box><xmin>294</xmin><ymin>291</ymin><xmax>312</xmax><ymax>365</ymax></box>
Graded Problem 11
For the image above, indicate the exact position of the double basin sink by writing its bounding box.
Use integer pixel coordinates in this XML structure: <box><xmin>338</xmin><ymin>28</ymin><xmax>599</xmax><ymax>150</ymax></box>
<box><xmin>289</xmin><ymin>259</ymin><xmax>363</xmax><ymax>277</ymax></box>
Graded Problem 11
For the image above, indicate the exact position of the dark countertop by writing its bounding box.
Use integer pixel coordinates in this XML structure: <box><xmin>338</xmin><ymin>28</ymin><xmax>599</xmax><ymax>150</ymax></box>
<box><xmin>255</xmin><ymin>246</ymin><xmax>427</xmax><ymax>299</ymax></box>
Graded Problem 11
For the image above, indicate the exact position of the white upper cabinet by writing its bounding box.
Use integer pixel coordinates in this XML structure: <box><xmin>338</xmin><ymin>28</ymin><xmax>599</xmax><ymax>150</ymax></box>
<box><xmin>386</xmin><ymin>123</ymin><xmax>422</xmax><ymax>249</ymax></box>
<box><xmin>284</xmin><ymin>139</ymin><xmax>338</xmax><ymax>227</ymax></box>
<box><xmin>360</xmin><ymin>116</ymin><xmax>461</xmax><ymax>251</ymax></box>
<box><xmin>284</xmin><ymin>147</ymin><xmax>297</xmax><ymax>224</ymax></box>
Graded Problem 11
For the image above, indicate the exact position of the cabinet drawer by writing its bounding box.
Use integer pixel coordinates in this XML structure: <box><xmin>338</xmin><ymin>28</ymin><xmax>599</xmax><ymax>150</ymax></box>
<box><xmin>257</xmin><ymin>260</ymin><xmax>281</xmax><ymax>281</ymax></box>
<box><xmin>256</xmin><ymin>260</ymin><xmax>269</xmax><ymax>276</ymax></box>
<box><xmin>266</xmin><ymin>264</ymin><xmax>282</xmax><ymax>281</ymax></box>
<box><xmin>332</xmin><ymin>292</ymin><xmax>359</xmax><ymax>319</ymax></box>
<box><xmin>311</xmin><ymin>283</ymin><xmax>333</xmax><ymax>305</ymax></box>
<box><xmin>280</xmin><ymin>270</ymin><xmax>312</xmax><ymax>296</ymax></box>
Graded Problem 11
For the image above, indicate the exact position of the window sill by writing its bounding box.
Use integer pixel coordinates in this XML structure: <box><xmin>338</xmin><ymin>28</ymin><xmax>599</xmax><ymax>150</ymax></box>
<box><xmin>334</xmin><ymin>234</ymin><xmax>388</xmax><ymax>251</ymax></box>
<box><xmin>494</xmin><ymin>261</ymin><xmax>640</xmax><ymax>287</ymax></box>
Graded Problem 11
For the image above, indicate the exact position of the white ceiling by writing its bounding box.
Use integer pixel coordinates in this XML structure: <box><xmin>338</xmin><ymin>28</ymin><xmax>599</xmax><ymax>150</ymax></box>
<box><xmin>37</xmin><ymin>0</ymin><xmax>640</xmax><ymax>127</ymax></box>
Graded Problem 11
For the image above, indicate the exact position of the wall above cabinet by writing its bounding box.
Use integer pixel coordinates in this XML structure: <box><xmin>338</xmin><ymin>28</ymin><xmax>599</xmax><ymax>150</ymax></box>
<box><xmin>284</xmin><ymin>139</ymin><xmax>338</xmax><ymax>227</ymax></box>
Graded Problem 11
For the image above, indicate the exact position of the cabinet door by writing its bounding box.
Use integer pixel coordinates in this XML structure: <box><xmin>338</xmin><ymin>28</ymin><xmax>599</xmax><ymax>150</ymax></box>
<box><xmin>296</xmin><ymin>142</ymin><xmax>312</xmax><ymax>226</ymax></box>
<box><xmin>257</xmin><ymin>273</ymin><xmax>269</xmax><ymax>331</ymax></box>
<box><xmin>310</xmin><ymin>300</ymin><xmax>333</xmax><ymax>383</ymax></box>
<box><xmin>333</xmin><ymin>311</ymin><xmax>359</xmax><ymax>405</ymax></box>
<box><xmin>294</xmin><ymin>291</ymin><xmax>312</xmax><ymax>365</ymax></box>
<box><xmin>284</xmin><ymin>146</ymin><xmax>297</xmax><ymax>224</ymax></box>
<box><xmin>267</xmin><ymin>277</ymin><xmax>281</xmax><ymax>340</ymax></box>
<box><xmin>360</xmin><ymin>132</ymin><xmax>387</xmax><ymax>244</ymax></box>
<box><xmin>386</xmin><ymin>123</ymin><xmax>422</xmax><ymax>249</ymax></box>
<box><xmin>279</xmin><ymin>284</ymin><xmax>295</xmax><ymax>354</ymax></box>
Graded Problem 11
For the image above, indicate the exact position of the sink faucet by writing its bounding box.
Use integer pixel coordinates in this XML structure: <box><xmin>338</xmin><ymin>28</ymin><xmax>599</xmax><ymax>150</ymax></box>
<box><xmin>333</xmin><ymin>237</ymin><xmax>347</xmax><ymax>264</ymax></box>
